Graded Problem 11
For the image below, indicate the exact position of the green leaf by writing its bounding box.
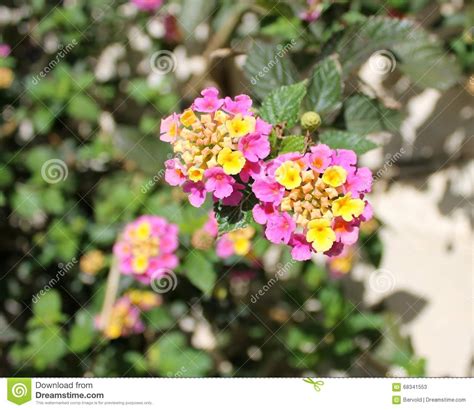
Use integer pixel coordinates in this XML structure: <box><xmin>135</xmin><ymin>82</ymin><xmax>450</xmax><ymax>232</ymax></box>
<box><xmin>279</xmin><ymin>135</ymin><xmax>306</xmax><ymax>154</ymax></box>
<box><xmin>26</xmin><ymin>326</ymin><xmax>67</xmax><ymax>370</ymax></box>
<box><xmin>67</xmin><ymin>94</ymin><xmax>100</xmax><ymax>122</ymax></box>
<box><xmin>147</xmin><ymin>331</ymin><xmax>212</xmax><ymax>376</ymax></box>
<box><xmin>11</xmin><ymin>185</ymin><xmax>43</xmax><ymax>219</ymax></box>
<box><xmin>31</xmin><ymin>289</ymin><xmax>64</xmax><ymax>326</ymax></box>
<box><xmin>144</xmin><ymin>308</ymin><xmax>174</xmax><ymax>331</ymax></box>
<box><xmin>320</xmin><ymin>130</ymin><xmax>377</xmax><ymax>155</ymax></box>
<box><xmin>214</xmin><ymin>202</ymin><xmax>253</xmax><ymax>235</ymax></box>
<box><xmin>306</xmin><ymin>56</ymin><xmax>343</xmax><ymax>117</ymax></box>
<box><xmin>124</xmin><ymin>352</ymin><xmax>149</xmax><ymax>375</ymax></box>
<box><xmin>244</xmin><ymin>41</ymin><xmax>299</xmax><ymax>100</ymax></box>
<box><xmin>337</xmin><ymin>17</ymin><xmax>461</xmax><ymax>90</ymax></box>
<box><xmin>259</xmin><ymin>82</ymin><xmax>307</xmax><ymax>127</ymax></box>
<box><xmin>347</xmin><ymin>313</ymin><xmax>385</xmax><ymax>333</ymax></box>
<box><xmin>344</xmin><ymin>95</ymin><xmax>402</xmax><ymax>134</ymax></box>
<box><xmin>69</xmin><ymin>310</ymin><xmax>95</xmax><ymax>353</ymax></box>
<box><xmin>183</xmin><ymin>251</ymin><xmax>217</xmax><ymax>295</ymax></box>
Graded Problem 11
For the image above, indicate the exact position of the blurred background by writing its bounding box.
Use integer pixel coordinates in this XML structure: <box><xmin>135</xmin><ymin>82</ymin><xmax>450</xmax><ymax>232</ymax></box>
<box><xmin>0</xmin><ymin>0</ymin><xmax>472</xmax><ymax>377</ymax></box>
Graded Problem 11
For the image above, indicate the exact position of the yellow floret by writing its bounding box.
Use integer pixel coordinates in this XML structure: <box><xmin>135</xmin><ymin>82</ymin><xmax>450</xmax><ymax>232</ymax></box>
<box><xmin>217</xmin><ymin>147</ymin><xmax>246</xmax><ymax>175</ymax></box>
<box><xmin>322</xmin><ymin>166</ymin><xmax>347</xmax><ymax>187</ymax></box>
<box><xmin>225</xmin><ymin>114</ymin><xmax>256</xmax><ymax>138</ymax></box>
<box><xmin>275</xmin><ymin>161</ymin><xmax>302</xmax><ymax>189</ymax></box>
<box><xmin>332</xmin><ymin>193</ymin><xmax>365</xmax><ymax>222</ymax></box>
<box><xmin>306</xmin><ymin>218</ymin><xmax>336</xmax><ymax>252</ymax></box>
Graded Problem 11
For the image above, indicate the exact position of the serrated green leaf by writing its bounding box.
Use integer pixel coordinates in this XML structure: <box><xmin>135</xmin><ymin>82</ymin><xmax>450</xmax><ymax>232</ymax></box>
<box><xmin>337</xmin><ymin>17</ymin><xmax>461</xmax><ymax>90</ymax></box>
<box><xmin>244</xmin><ymin>41</ymin><xmax>299</xmax><ymax>100</ymax></box>
<box><xmin>214</xmin><ymin>204</ymin><xmax>253</xmax><ymax>235</ymax></box>
<box><xmin>344</xmin><ymin>95</ymin><xmax>402</xmax><ymax>134</ymax></box>
<box><xmin>320</xmin><ymin>130</ymin><xmax>377</xmax><ymax>155</ymax></box>
<box><xmin>260</xmin><ymin>82</ymin><xmax>307</xmax><ymax>128</ymax></box>
<box><xmin>184</xmin><ymin>251</ymin><xmax>216</xmax><ymax>295</ymax></box>
<box><xmin>306</xmin><ymin>56</ymin><xmax>343</xmax><ymax>117</ymax></box>
<box><xmin>279</xmin><ymin>135</ymin><xmax>306</xmax><ymax>154</ymax></box>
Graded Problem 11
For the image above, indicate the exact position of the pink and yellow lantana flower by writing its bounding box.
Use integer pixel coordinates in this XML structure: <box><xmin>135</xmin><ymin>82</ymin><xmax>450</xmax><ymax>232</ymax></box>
<box><xmin>252</xmin><ymin>145</ymin><xmax>373</xmax><ymax>260</ymax></box>
<box><xmin>113</xmin><ymin>216</ymin><xmax>179</xmax><ymax>284</ymax></box>
<box><xmin>100</xmin><ymin>290</ymin><xmax>162</xmax><ymax>339</ymax></box>
<box><xmin>160</xmin><ymin>88</ymin><xmax>272</xmax><ymax>207</ymax></box>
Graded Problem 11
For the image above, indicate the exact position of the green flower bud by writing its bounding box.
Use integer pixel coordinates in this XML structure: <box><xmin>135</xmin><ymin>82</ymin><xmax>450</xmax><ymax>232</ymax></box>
<box><xmin>301</xmin><ymin>111</ymin><xmax>321</xmax><ymax>131</ymax></box>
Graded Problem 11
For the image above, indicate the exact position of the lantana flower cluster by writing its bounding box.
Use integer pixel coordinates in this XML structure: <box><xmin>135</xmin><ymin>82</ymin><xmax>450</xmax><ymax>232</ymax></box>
<box><xmin>252</xmin><ymin>145</ymin><xmax>373</xmax><ymax>260</ymax></box>
<box><xmin>113</xmin><ymin>215</ymin><xmax>179</xmax><ymax>284</ymax></box>
<box><xmin>160</xmin><ymin>87</ymin><xmax>272</xmax><ymax>207</ymax></box>
<box><xmin>101</xmin><ymin>290</ymin><xmax>162</xmax><ymax>339</ymax></box>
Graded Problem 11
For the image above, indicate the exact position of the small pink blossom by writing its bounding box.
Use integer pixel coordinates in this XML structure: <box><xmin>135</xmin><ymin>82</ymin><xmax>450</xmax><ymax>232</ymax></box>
<box><xmin>265</xmin><ymin>212</ymin><xmax>295</xmax><ymax>244</ymax></box>
<box><xmin>220</xmin><ymin>184</ymin><xmax>244</xmax><ymax>206</ymax></box>
<box><xmin>203</xmin><ymin>211</ymin><xmax>218</xmax><ymax>236</ymax></box>
<box><xmin>131</xmin><ymin>0</ymin><xmax>163</xmax><ymax>12</ymax></box>
<box><xmin>308</xmin><ymin>143</ymin><xmax>332</xmax><ymax>172</ymax></box>
<box><xmin>333</xmin><ymin>218</ymin><xmax>359</xmax><ymax>245</ymax></box>
<box><xmin>204</xmin><ymin>167</ymin><xmax>235</xmax><ymax>199</ymax></box>
<box><xmin>164</xmin><ymin>159</ymin><xmax>186</xmax><ymax>186</ymax></box>
<box><xmin>238</xmin><ymin>133</ymin><xmax>270</xmax><ymax>162</ymax></box>
<box><xmin>331</xmin><ymin>149</ymin><xmax>357</xmax><ymax>169</ymax></box>
<box><xmin>252</xmin><ymin>202</ymin><xmax>276</xmax><ymax>225</ymax></box>
<box><xmin>160</xmin><ymin>113</ymin><xmax>180</xmax><ymax>142</ymax></box>
<box><xmin>193</xmin><ymin>87</ymin><xmax>224</xmax><ymax>112</ymax></box>
<box><xmin>345</xmin><ymin>167</ymin><xmax>373</xmax><ymax>194</ymax></box>
<box><xmin>252</xmin><ymin>179</ymin><xmax>285</xmax><ymax>204</ymax></box>
<box><xmin>289</xmin><ymin>234</ymin><xmax>313</xmax><ymax>261</ymax></box>
<box><xmin>240</xmin><ymin>160</ymin><xmax>263</xmax><ymax>183</ymax></box>
<box><xmin>255</xmin><ymin>118</ymin><xmax>272</xmax><ymax>135</ymax></box>
<box><xmin>216</xmin><ymin>237</ymin><xmax>234</xmax><ymax>258</ymax></box>
<box><xmin>0</xmin><ymin>44</ymin><xmax>11</xmax><ymax>57</ymax></box>
<box><xmin>183</xmin><ymin>181</ymin><xmax>206</xmax><ymax>207</ymax></box>
<box><xmin>223</xmin><ymin>94</ymin><xmax>252</xmax><ymax>115</ymax></box>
